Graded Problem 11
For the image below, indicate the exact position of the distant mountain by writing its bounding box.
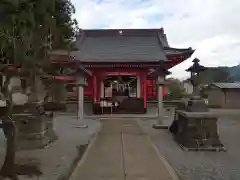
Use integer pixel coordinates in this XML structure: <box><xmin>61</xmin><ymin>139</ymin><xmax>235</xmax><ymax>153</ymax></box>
<box><xmin>198</xmin><ymin>66</ymin><xmax>231</xmax><ymax>84</ymax></box>
<box><xmin>181</xmin><ymin>64</ymin><xmax>240</xmax><ymax>84</ymax></box>
<box><xmin>229</xmin><ymin>65</ymin><xmax>240</xmax><ymax>82</ymax></box>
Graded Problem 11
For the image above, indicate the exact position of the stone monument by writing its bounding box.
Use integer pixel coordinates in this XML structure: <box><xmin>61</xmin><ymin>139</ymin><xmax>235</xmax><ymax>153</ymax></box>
<box><xmin>0</xmin><ymin>77</ymin><xmax>57</xmax><ymax>150</ymax></box>
<box><xmin>14</xmin><ymin>107</ymin><xmax>57</xmax><ymax>150</ymax></box>
<box><xmin>169</xmin><ymin>58</ymin><xmax>225</xmax><ymax>151</ymax></box>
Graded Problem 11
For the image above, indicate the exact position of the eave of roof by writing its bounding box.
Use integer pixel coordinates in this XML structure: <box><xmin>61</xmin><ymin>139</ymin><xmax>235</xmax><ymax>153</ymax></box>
<box><xmin>211</xmin><ymin>83</ymin><xmax>240</xmax><ymax>89</ymax></box>
<box><xmin>48</xmin><ymin>50</ymin><xmax>92</xmax><ymax>76</ymax></box>
<box><xmin>164</xmin><ymin>47</ymin><xmax>195</xmax><ymax>56</ymax></box>
<box><xmin>50</xmin><ymin>29</ymin><xmax>194</xmax><ymax>66</ymax></box>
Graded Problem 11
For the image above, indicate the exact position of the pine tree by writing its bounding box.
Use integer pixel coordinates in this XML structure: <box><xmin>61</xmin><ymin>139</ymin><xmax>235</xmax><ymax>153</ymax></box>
<box><xmin>0</xmin><ymin>1</ymin><xmax>78</xmax><ymax>179</ymax></box>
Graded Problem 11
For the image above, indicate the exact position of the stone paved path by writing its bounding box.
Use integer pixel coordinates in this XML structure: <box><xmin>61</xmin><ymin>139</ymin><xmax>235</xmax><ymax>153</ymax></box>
<box><xmin>69</xmin><ymin>119</ymin><xmax>177</xmax><ymax>180</ymax></box>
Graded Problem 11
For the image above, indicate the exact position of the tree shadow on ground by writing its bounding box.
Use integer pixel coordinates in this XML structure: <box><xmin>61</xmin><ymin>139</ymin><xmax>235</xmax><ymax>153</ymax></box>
<box><xmin>0</xmin><ymin>157</ymin><xmax>42</xmax><ymax>180</ymax></box>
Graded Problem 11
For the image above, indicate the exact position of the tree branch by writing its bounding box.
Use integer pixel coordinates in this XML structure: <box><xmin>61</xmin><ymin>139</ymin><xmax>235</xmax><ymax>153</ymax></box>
<box><xmin>0</xmin><ymin>32</ymin><xmax>16</xmax><ymax>40</ymax></box>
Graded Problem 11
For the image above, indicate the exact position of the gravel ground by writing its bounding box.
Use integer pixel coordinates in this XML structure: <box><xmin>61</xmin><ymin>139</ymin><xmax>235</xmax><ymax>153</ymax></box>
<box><xmin>1</xmin><ymin>103</ymin><xmax>239</xmax><ymax>180</ymax></box>
<box><xmin>0</xmin><ymin>113</ymin><xmax>101</xmax><ymax>180</ymax></box>
<box><xmin>137</xmin><ymin>114</ymin><xmax>240</xmax><ymax>180</ymax></box>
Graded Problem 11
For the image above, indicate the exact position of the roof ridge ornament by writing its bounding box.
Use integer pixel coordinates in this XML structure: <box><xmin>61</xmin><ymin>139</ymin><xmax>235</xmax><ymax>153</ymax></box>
<box><xmin>159</xmin><ymin>27</ymin><xmax>164</xmax><ymax>34</ymax></box>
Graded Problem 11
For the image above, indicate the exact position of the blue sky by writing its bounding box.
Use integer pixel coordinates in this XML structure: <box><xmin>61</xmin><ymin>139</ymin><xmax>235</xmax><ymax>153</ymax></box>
<box><xmin>72</xmin><ymin>0</ymin><xmax>240</xmax><ymax>79</ymax></box>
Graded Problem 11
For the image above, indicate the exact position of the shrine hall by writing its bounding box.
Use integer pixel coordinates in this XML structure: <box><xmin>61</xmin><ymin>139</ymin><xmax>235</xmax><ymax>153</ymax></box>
<box><xmin>51</xmin><ymin>28</ymin><xmax>194</xmax><ymax>114</ymax></box>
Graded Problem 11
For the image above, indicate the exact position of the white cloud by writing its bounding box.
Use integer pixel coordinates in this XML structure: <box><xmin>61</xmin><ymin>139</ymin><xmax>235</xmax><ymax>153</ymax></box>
<box><xmin>72</xmin><ymin>0</ymin><xmax>240</xmax><ymax>79</ymax></box>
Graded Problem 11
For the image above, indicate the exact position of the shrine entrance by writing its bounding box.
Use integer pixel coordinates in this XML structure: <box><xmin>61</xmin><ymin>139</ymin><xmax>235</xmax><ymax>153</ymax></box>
<box><xmin>103</xmin><ymin>76</ymin><xmax>137</xmax><ymax>98</ymax></box>
<box><xmin>93</xmin><ymin>74</ymin><xmax>146</xmax><ymax>114</ymax></box>
<box><xmin>56</xmin><ymin>28</ymin><xmax>194</xmax><ymax>115</ymax></box>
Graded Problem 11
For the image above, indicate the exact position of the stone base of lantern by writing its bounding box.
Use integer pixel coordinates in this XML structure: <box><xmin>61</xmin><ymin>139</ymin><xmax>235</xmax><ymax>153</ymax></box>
<box><xmin>186</xmin><ymin>96</ymin><xmax>209</xmax><ymax>112</ymax></box>
<box><xmin>43</xmin><ymin>101</ymin><xmax>67</xmax><ymax>111</ymax></box>
<box><xmin>171</xmin><ymin>110</ymin><xmax>226</xmax><ymax>152</ymax></box>
<box><xmin>74</xmin><ymin>118</ymin><xmax>88</xmax><ymax>128</ymax></box>
<box><xmin>76</xmin><ymin>125</ymin><xmax>88</xmax><ymax>128</ymax></box>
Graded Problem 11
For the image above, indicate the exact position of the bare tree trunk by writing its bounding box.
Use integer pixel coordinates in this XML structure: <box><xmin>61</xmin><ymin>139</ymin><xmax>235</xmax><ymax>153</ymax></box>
<box><xmin>0</xmin><ymin>76</ymin><xmax>19</xmax><ymax>180</ymax></box>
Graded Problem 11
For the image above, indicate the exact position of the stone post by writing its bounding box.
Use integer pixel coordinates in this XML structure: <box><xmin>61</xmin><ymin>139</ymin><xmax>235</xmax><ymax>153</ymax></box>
<box><xmin>157</xmin><ymin>76</ymin><xmax>164</xmax><ymax>117</ymax></box>
<box><xmin>152</xmin><ymin>76</ymin><xmax>168</xmax><ymax>129</ymax></box>
<box><xmin>77</xmin><ymin>76</ymin><xmax>88</xmax><ymax>128</ymax></box>
<box><xmin>78</xmin><ymin>85</ymin><xmax>84</xmax><ymax>121</ymax></box>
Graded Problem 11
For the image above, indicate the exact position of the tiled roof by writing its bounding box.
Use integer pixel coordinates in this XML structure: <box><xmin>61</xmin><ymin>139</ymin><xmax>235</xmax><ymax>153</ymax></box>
<box><xmin>212</xmin><ymin>83</ymin><xmax>240</xmax><ymax>89</ymax></box>
<box><xmin>71</xmin><ymin>36</ymin><xmax>167</xmax><ymax>62</ymax></box>
<box><xmin>70</xmin><ymin>29</ymin><xmax>193</xmax><ymax>63</ymax></box>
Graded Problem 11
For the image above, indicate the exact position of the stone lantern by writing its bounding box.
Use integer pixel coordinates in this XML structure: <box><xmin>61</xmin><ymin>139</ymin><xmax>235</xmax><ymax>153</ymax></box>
<box><xmin>74</xmin><ymin>64</ymin><xmax>92</xmax><ymax>128</ymax></box>
<box><xmin>185</xmin><ymin>58</ymin><xmax>208</xmax><ymax>112</ymax></box>
<box><xmin>152</xmin><ymin>62</ymin><xmax>171</xmax><ymax>129</ymax></box>
<box><xmin>169</xmin><ymin>58</ymin><xmax>225</xmax><ymax>151</ymax></box>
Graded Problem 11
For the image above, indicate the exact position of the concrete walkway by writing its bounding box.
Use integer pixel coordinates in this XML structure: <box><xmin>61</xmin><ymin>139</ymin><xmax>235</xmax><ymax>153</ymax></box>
<box><xmin>69</xmin><ymin>119</ymin><xmax>178</xmax><ymax>180</ymax></box>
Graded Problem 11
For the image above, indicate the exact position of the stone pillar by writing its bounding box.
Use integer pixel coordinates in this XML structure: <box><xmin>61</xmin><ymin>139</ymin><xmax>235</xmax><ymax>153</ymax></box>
<box><xmin>78</xmin><ymin>85</ymin><xmax>84</xmax><ymax>121</ymax></box>
<box><xmin>157</xmin><ymin>76</ymin><xmax>164</xmax><ymax>117</ymax></box>
<box><xmin>77</xmin><ymin>76</ymin><xmax>88</xmax><ymax>128</ymax></box>
<box><xmin>153</xmin><ymin>76</ymin><xmax>168</xmax><ymax>129</ymax></box>
<box><xmin>137</xmin><ymin>76</ymin><xmax>141</xmax><ymax>98</ymax></box>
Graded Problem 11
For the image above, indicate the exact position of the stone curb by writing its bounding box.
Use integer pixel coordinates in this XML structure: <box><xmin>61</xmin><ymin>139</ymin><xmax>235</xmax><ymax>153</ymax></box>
<box><xmin>148</xmin><ymin>136</ymin><xmax>180</xmax><ymax>180</ymax></box>
<box><xmin>68</xmin><ymin>133</ymin><xmax>99</xmax><ymax>180</ymax></box>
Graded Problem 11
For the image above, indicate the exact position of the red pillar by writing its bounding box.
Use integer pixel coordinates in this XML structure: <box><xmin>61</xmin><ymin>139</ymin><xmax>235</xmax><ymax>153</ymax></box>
<box><xmin>143</xmin><ymin>80</ymin><xmax>147</xmax><ymax>109</ymax></box>
<box><xmin>96</xmin><ymin>77</ymin><xmax>101</xmax><ymax>101</ymax></box>
<box><xmin>140</xmin><ymin>74</ymin><xmax>147</xmax><ymax>109</ymax></box>
<box><xmin>93</xmin><ymin>75</ymin><xmax>97</xmax><ymax>102</ymax></box>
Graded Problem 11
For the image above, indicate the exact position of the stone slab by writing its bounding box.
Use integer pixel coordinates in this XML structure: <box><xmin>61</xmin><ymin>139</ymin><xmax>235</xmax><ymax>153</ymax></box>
<box><xmin>69</xmin><ymin>120</ymin><xmax>124</xmax><ymax>180</ymax></box>
<box><xmin>123</xmin><ymin>133</ymin><xmax>173</xmax><ymax>180</ymax></box>
<box><xmin>70</xmin><ymin>135</ymin><xmax>124</xmax><ymax>180</ymax></box>
<box><xmin>70</xmin><ymin>119</ymin><xmax>177</xmax><ymax>180</ymax></box>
